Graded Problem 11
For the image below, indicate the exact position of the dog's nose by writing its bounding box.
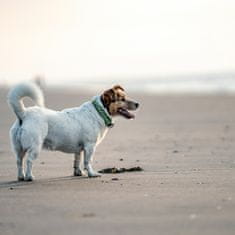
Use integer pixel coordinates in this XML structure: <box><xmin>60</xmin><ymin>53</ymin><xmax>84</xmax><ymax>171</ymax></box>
<box><xmin>135</xmin><ymin>103</ymin><xmax>139</xmax><ymax>108</ymax></box>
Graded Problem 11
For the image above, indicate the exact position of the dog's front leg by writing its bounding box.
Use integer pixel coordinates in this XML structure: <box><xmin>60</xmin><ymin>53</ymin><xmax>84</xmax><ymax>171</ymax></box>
<box><xmin>74</xmin><ymin>152</ymin><xmax>86</xmax><ymax>176</ymax></box>
<box><xmin>84</xmin><ymin>144</ymin><xmax>101</xmax><ymax>177</ymax></box>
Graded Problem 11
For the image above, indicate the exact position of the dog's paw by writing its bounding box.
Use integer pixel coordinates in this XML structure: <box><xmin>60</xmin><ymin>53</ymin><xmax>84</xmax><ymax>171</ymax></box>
<box><xmin>88</xmin><ymin>172</ymin><xmax>102</xmax><ymax>178</ymax></box>
<box><xmin>24</xmin><ymin>175</ymin><xmax>34</xmax><ymax>181</ymax></box>
<box><xmin>17</xmin><ymin>176</ymin><xmax>25</xmax><ymax>181</ymax></box>
<box><xmin>74</xmin><ymin>169</ymin><xmax>86</xmax><ymax>177</ymax></box>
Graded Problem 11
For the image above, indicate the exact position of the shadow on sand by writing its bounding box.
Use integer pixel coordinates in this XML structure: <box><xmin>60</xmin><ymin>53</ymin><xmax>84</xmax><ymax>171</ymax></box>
<box><xmin>0</xmin><ymin>175</ymin><xmax>89</xmax><ymax>189</ymax></box>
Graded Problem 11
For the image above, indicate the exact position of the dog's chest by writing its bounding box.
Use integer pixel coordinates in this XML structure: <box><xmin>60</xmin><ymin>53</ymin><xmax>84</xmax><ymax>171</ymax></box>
<box><xmin>96</xmin><ymin>128</ymin><xmax>108</xmax><ymax>145</ymax></box>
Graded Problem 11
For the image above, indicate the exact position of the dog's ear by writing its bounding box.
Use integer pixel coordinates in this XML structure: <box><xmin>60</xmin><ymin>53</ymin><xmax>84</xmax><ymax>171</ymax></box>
<box><xmin>102</xmin><ymin>88</ymin><xmax>115</xmax><ymax>107</ymax></box>
<box><xmin>113</xmin><ymin>85</ymin><xmax>125</xmax><ymax>91</ymax></box>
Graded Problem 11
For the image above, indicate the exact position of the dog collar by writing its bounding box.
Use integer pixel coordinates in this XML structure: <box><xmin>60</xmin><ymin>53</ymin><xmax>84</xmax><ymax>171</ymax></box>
<box><xmin>92</xmin><ymin>99</ymin><xmax>114</xmax><ymax>128</ymax></box>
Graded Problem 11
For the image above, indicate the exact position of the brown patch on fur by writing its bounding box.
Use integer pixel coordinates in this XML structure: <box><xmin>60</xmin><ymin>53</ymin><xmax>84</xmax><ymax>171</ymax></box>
<box><xmin>101</xmin><ymin>85</ymin><xmax>137</xmax><ymax>117</ymax></box>
<box><xmin>102</xmin><ymin>89</ymin><xmax>115</xmax><ymax>108</ymax></box>
<box><xmin>113</xmin><ymin>85</ymin><xmax>125</xmax><ymax>92</ymax></box>
<box><xmin>101</xmin><ymin>85</ymin><xmax>126</xmax><ymax>114</ymax></box>
<box><xmin>109</xmin><ymin>102</ymin><xmax>121</xmax><ymax>115</ymax></box>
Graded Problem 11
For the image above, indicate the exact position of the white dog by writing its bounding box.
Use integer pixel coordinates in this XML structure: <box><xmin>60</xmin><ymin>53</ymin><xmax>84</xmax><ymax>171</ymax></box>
<box><xmin>8</xmin><ymin>83</ymin><xmax>139</xmax><ymax>181</ymax></box>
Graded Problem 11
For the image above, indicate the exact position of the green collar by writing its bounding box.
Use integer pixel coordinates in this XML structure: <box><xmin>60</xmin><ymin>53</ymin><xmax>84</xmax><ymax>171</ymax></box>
<box><xmin>92</xmin><ymin>99</ymin><xmax>114</xmax><ymax>127</ymax></box>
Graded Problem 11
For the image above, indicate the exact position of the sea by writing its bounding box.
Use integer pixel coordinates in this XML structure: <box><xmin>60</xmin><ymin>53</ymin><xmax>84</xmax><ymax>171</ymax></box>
<box><xmin>1</xmin><ymin>73</ymin><xmax>235</xmax><ymax>95</ymax></box>
<box><xmin>46</xmin><ymin>73</ymin><xmax>235</xmax><ymax>95</ymax></box>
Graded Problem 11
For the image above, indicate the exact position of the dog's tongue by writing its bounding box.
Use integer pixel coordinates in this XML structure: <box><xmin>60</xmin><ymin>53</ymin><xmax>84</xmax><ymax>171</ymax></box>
<box><xmin>118</xmin><ymin>108</ymin><xmax>135</xmax><ymax>119</ymax></box>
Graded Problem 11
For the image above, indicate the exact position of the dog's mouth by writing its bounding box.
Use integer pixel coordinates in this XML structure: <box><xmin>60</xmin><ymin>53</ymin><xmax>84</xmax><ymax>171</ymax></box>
<box><xmin>117</xmin><ymin>108</ymin><xmax>135</xmax><ymax>119</ymax></box>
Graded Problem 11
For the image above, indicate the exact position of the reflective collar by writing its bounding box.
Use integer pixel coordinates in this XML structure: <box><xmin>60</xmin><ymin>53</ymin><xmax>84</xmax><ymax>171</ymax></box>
<box><xmin>92</xmin><ymin>98</ymin><xmax>114</xmax><ymax>128</ymax></box>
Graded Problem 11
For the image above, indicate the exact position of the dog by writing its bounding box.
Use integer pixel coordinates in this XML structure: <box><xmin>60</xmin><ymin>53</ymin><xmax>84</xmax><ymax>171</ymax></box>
<box><xmin>8</xmin><ymin>83</ymin><xmax>139</xmax><ymax>181</ymax></box>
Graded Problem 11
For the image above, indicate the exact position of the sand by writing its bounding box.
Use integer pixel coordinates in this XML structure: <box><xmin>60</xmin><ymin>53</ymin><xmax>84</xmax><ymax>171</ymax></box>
<box><xmin>0</xmin><ymin>87</ymin><xmax>234</xmax><ymax>235</ymax></box>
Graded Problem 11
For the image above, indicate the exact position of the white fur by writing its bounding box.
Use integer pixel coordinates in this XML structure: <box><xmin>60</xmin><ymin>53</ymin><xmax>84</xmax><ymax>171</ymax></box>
<box><xmin>8</xmin><ymin>82</ymin><xmax>110</xmax><ymax>180</ymax></box>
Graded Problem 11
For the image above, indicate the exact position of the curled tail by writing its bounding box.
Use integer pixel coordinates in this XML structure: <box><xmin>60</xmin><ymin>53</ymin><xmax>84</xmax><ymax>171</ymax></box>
<box><xmin>7</xmin><ymin>82</ymin><xmax>45</xmax><ymax>121</ymax></box>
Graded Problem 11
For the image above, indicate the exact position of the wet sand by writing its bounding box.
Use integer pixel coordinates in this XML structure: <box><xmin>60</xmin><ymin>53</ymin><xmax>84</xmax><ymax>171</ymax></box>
<box><xmin>0</xmin><ymin>87</ymin><xmax>235</xmax><ymax>235</ymax></box>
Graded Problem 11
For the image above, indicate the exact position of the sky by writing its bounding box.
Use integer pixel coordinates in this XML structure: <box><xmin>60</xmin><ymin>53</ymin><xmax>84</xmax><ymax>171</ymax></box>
<box><xmin>0</xmin><ymin>0</ymin><xmax>235</xmax><ymax>84</ymax></box>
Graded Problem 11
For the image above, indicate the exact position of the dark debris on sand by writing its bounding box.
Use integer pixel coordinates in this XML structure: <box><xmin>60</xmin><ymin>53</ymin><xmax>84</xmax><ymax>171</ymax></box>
<box><xmin>98</xmin><ymin>166</ymin><xmax>143</xmax><ymax>174</ymax></box>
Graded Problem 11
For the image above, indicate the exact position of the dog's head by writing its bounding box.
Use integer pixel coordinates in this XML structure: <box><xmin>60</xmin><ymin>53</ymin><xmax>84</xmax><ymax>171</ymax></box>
<box><xmin>101</xmin><ymin>85</ymin><xmax>139</xmax><ymax>119</ymax></box>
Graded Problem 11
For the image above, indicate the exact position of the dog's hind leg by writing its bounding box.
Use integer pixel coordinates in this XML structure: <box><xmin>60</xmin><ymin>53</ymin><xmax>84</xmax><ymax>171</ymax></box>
<box><xmin>25</xmin><ymin>146</ymin><xmax>41</xmax><ymax>181</ymax></box>
<box><xmin>16</xmin><ymin>150</ymin><xmax>26</xmax><ymax>181</ymax></box>
<box><xmin>10</xmin><ymin>124</ymin><xmax>26</xmax><ymax>181</ymax></box>
<box><xmin>74</xmin><ymin>152</ymin><xmax>86</xmax><ymax>176</ymax></box>
<box><xmin>84</xmin><ymin>144</ymin><xmax>101</xmax><ymax>177</ymax></box>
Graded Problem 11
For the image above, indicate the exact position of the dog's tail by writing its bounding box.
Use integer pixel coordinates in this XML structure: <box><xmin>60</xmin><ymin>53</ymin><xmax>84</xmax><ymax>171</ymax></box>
<box><xmin>7</xmin><ymin>82</ymin><xmax>45</xmax><ymax>121</ymax></box>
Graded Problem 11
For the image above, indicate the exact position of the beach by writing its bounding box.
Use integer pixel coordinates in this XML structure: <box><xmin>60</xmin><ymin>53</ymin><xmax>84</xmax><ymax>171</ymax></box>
<box><xmin>0</xmin><ymin>87</ymin><xmax>234</xmax><ymax>235</ymax></box>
